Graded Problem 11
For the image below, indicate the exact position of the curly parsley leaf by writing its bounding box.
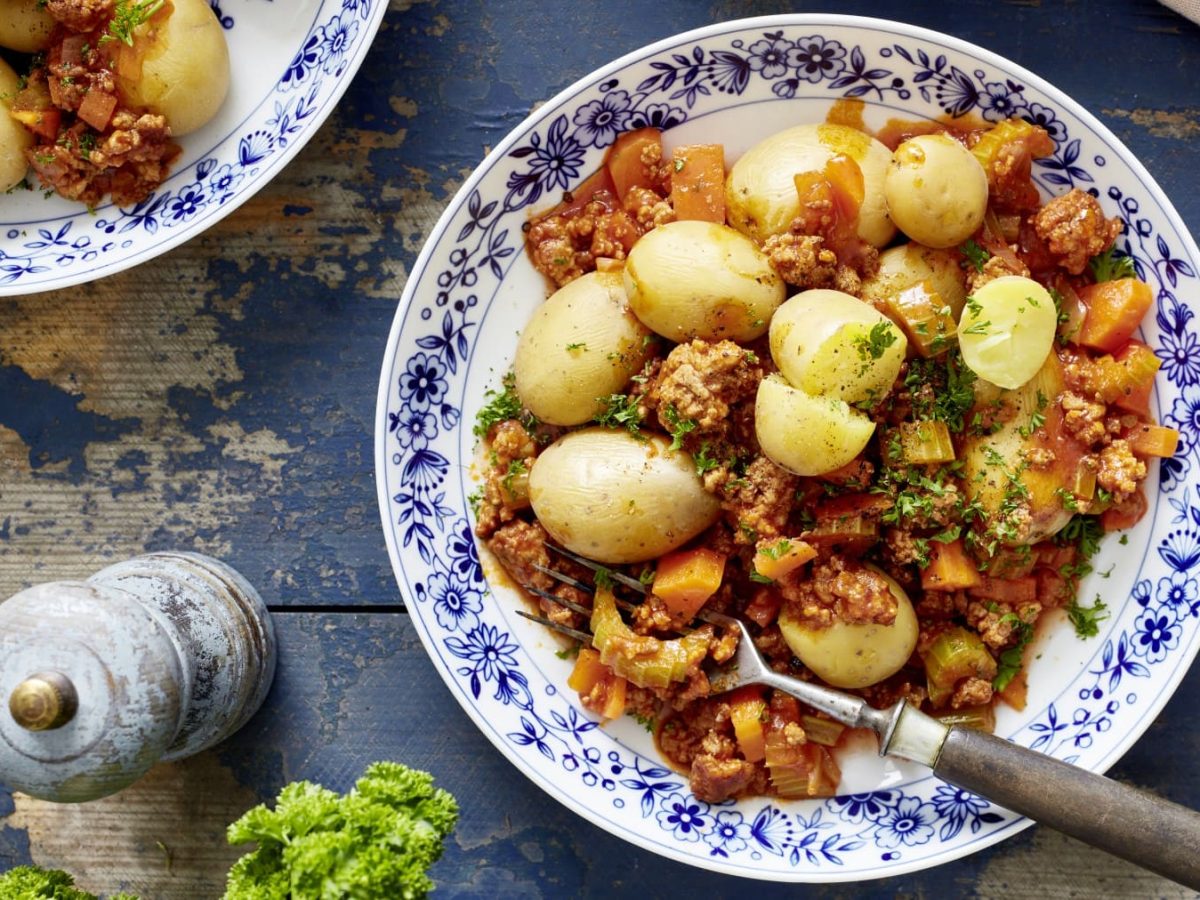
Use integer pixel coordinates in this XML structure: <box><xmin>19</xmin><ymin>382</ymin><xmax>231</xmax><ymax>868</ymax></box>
<box><xmin>1088</xmin><ymin>247</ymin><xmax>1136</xmax><ymax>283</ymax></box>
<box><xmin>959</xmin><ymin>238</ymin><xmax>991</xmax><ymax>273</ymax></box>
<box><xmin>594</xmin><ymin>392</ymin><xmax>644</xmax><ymax>436</ymax></box>
<box><xmin>1067</xmin><ymin>594</ymin><xmax>1110</xmax><ymax>638</ymax></box>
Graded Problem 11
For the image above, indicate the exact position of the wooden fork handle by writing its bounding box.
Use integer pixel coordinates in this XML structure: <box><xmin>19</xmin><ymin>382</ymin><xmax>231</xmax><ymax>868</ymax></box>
<box><xmin>934</xmin><ymin>726</ymin><xmax>1200</xmax><ymax>890</ymax></box>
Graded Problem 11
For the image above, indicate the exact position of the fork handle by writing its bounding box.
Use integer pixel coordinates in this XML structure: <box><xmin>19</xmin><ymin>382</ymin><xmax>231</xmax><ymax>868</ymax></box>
<box><xmin>934</xmin><ymin>726</ymin><xmax>1200</xmax><ymax>889</ymax></box>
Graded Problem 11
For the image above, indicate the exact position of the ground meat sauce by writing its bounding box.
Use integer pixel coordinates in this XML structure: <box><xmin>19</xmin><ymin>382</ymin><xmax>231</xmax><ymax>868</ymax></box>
<box><xmin>476</xmin><ymin>116</ymin><xmax>1168</xmax><ymax>803</ymax></box>
<box><xmin>10</xmin><ymin>0</ymin><xmax>181</xmax><ymax>206</ymax></box>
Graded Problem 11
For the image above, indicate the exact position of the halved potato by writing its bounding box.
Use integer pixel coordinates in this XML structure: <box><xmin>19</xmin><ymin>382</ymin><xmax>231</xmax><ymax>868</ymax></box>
<box><xmin>0</xmin><ymin>59</ymin><xmax>33</xmax><ymax>193</ymax></box>
<box><xmin>769</xmin><ymin>289</ymin><xmax>906</xmax><ymax>405</ymax></box>
<box><xmin>755</xmin><ymin>374</ymin><xmax>875</xmax><ymax>476</ymax></box>
<box><xmin>884</xmin><ymin>134</ymin><xmax>989</xmax><ymax>248</ymax></box>
<box><xmin>0</xmin><ymin>0</ymin><xmax>54</xmax><ymax>52</ymax></box>
<box><xmin>859</xmin><ymin>242</ymin><xmax>971</xmax><ymax>320</ymax></box>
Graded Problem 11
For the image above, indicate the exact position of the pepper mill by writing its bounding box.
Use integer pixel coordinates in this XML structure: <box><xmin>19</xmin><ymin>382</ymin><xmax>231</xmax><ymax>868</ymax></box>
<box><xmin>0</xmin><ymin>551</ymin><xmax>276</xmax><ymax>802</ymax></box>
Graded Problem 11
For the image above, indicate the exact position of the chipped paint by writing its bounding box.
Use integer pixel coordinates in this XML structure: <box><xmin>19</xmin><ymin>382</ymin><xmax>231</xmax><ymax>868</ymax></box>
<box><xmin>1104</xmin><ymin>107</ymin><xmax>1200</xmax><ymax>140</ymax></box>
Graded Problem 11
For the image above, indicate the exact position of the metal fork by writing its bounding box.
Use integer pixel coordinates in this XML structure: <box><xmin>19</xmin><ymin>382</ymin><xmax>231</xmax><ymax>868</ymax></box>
<box><xmin>514</xmin><ymin>544</ymin><xmax>1200</xmax><ymax>890</ymax></box>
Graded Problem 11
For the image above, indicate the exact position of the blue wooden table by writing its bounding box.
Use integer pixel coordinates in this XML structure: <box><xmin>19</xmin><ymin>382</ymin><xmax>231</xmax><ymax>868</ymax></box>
<box><xmin>3</xmin><ymin>0</ymin><xmax>1200</xmax><ymax>896</ymax></box>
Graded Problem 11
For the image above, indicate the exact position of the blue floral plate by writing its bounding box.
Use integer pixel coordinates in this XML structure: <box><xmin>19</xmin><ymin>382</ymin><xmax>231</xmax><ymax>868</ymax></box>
<box><xmin>376</xmin><ymin>15</ymin><xmax>1200</xmax><ymax>881</ymax></box>
<box><xmin>0</xmin><ymin>0</ymin><xmax>387</xmax><ymax>295</ymax></box>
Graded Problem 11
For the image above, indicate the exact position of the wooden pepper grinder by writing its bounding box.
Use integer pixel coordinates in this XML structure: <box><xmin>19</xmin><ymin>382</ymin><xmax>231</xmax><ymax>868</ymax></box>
<box><xmin>0</xmin><ymin>551</ymin><xmax>276</xmax><ymax>802</ymax></box>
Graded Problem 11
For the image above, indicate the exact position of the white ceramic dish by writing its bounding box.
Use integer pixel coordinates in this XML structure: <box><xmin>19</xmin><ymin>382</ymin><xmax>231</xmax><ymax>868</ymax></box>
<box><xmin>0</xmin><ymin>0</ymin><xmax>387</xmax><ymax>296</ymax></box>
<box><xmin>377</xmin><ymin>15</ymin><xmax>1200</xmax><ymax>881</ymax></box>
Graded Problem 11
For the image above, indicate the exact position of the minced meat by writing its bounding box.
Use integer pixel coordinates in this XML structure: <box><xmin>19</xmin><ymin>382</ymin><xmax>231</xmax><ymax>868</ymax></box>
<box><xmin>721</xmin><ymin>455</ymin><xmax>798</xmax><ymax>542</ymax></box>
<box><xmin>649</xmin><ymin>339</ymin><xmax>762</xmax><ymax>437</ymax></box>
<box><xmin>526</xmin><ymin>199</ymin><xmax>640</xmax><ymax>288</ymax></box>
<box><xmin>779</xmin><ymin>555</ymin><xmax>898</xmax><ymax>629</ymax></box>
<box><xmin>1034</xmin><ymin>188</ymin><xmax>1124</xmax><ymax>275</ymax></box>
<box><xmin>1096</xmin><ymin>439</ymin><xmax>1146</xmax><ymax>501</ymax></box>
<box><xmin>690</xmin><ymin>754</ymin><xmax>757</xmax><ymax>803</ymax></box>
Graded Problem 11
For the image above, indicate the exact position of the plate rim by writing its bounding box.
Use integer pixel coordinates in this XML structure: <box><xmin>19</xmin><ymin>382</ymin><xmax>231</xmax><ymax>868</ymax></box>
<box><xmin>375</xmin><ymin>12</ymin><xmax>1200</xmax><ymax>881</ymax></box>
<box><xmin>0</xmin><ymin>0</ymin><xmax>389</xmax><ymax>297</ymax></box>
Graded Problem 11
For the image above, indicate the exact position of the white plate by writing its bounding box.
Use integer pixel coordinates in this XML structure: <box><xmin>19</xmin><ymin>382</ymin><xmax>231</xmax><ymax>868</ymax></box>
<box><xmin>377</xmin><ymin>15</ymin><xmax>1200</xmax><ymax>881</ymax></box>
<box><xmin>0</xmin><ymin>0</ymin><xmax>387</xmax><ymax>295</ymax></box>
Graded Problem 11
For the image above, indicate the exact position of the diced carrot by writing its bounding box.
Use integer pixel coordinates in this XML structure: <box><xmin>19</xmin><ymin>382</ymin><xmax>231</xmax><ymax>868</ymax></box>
<box><xmin>1101</xmin><ymin>488</ymin><xmax>1148</xmax><ymax>531</ymax></box>
<box><xmin>728</xmin><ymin>686</ymin><xmax>768</xmax><ymax>762</ymax></box>
<box><xmin>743</xmin><ymin>587</ymin><xmax>782</xmax><ymax>628</ymax></box>
<box><xmin>606</xmin><ymin>127</ymin><xmax>662</xmax><ymax>201</ymax></box>
<box><xmin>967</xmin><ymin>575</ymin><xmax>1038</xmax><ymax>606</ymax></box>
<box><xmin>78</xmin><ymin>90</ymin><xmax>118</xmax><ymax>132</ymax></box>
<box><xmin>1129</xmin><ymin>423</ymin><xmax>1180</xmax><ymax>459</ymax></box>
<box><xmin>922</xmin><ymin>539</ymin><xmax>982</xmax><ymax>592</ymax></box>
<box><xmin>1077</xmin><ymin>278</ymin><xmax>1155</xmax><ymax>353</ymax></box>
<box><xmin>753</xmin><ymin>537</ymin><xmax>816</xmax><ymax>582</ymax></box>
<box><xmin>652</xmin><ymin>547</ymin><xmax>726</xmax><ymax>620</ymax></box>
<box><xmin>813</xmin><ymin>491</ymin><xmax>893</xmax><ymax>521</ymax></box>
<box><xmin>567</xmin><ymin>648</ymin><xmax>608</xmax><ymax>694</ymax></box>
<box><xmin>567</xmin><ymin>648</ymin><xmax>627</xmax><ymax>719</ymax></box>
<box><xmin>11</xmin><ymin>107</ymin><xmax>60</xmax><ymax>141</ymax></box>
<box><xmin>669</xmin><ymin>143</ymin><xmax>725</xmax><ymax>222</ymax></box>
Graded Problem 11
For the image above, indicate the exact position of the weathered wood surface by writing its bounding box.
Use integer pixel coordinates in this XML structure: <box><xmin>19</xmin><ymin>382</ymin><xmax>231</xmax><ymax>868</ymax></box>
<box><xmin>2</xmin><ymin>0</ymin><xmax>1200</xmax><ymax>896</ymax></box>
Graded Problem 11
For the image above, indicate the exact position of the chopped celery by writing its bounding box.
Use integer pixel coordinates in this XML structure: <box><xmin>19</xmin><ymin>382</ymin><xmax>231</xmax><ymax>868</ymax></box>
<box><xmin>590</xmin><ymin>588</ymin><xmax>711</xmax><ymax>689</ymax></box>
<box><xmin>800</xmin><ymin>715</ymin><xmax>846</xmax><ymax>747</ymax></box>
<box><xmin>897</xmin><ymin>421</ymin><xmax>956</xmax><ymax>464</ymax></box>
<box><xmin>881</xmin><ymin>281</ymin><xmax>958</xmax><ymax>357</ymax></box>
<box><xmin>922</xmin><ymin>626</ymin><xmax>997</xmax><ymax>708</ymax></box>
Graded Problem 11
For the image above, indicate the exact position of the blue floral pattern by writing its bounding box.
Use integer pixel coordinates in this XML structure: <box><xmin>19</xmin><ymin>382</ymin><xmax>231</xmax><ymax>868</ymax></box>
<box><xmin>0</xmin><ymin>0</ymin><xmax>386</xmax><ymax>292</ymax></box>
<box><xmin>381</xmin><ymin>20</ymin><xmax>1200</xmax><ymax>878</ymax></box>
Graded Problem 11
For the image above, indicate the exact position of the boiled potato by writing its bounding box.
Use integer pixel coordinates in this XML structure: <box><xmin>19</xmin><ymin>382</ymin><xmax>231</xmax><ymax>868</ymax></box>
<box><xmin>725</xmin><ymin>123</ymin><xmax>895</xmax><ymax>247</ymax></box>
<box><xmin>0</xmin><ymin>0</ymin><xmax>54</xmax><ymax>52</ymax></box>
<box><xmin>116</xmin><ymin>0</ymin><xmax>230</xmax><ymax>136</ymax></box>
<box><xmin>755</xmin><ymin>374</ymin><xmax>875</xmax><ymax>476</ymax></box>
<box><xmin>528</xmin><ymin>428</ymin><xmax>721</xmax><ymax>564</ymax></box>
<box><xmin>884</xmin><ymin>134</ymin><xmax>988</xmax><ymax>248</ymax></box>
<box><xmin>0</xmin><ymin>59</ymin><xmax>33</xmax><ymax>193</ymax></box>
<box><xmin>514</xmin><ymin>271</ymin><xmax>652</xmax><ymax>426</ymax></box>
<box><xmin>859</xmin><ymin>243</ymin><xmax>970</xmax><ymax>320</ymax></box>
<box><xmin>958</xmin><ymin>275</ymin><xmax>1056</xmax><ymax>389</ymax></box>
<box><xmin>778</xmin><ymin>566</ymin><xmax>918</xmax><ymax>688</ymax></box>
<box><xmin>769</xmin><ymin>289</ymin><xmax>906</xmax><ymax>405</ymax></box>
<box><xmin>623</xmin><ymin>220</ymin><xmax>785</xmax><ymax>342</ymax></box>
<box><xmin>960</xmin><ymin>351</ymin><xmax>1078</xmax><ymax>550</ymax></box>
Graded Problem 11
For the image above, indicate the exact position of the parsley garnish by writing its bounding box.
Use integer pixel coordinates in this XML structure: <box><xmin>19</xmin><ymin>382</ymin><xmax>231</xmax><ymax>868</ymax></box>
<box><xmin>100</xmin><ymin>0</ymin><xmax>165</xmax><ymax>46</ymax></box>
<box><xmin>693</xmin><ymin>442</ymin><xmax>719</xmax><ymax>476</ymax></box>
<box><xmin>593</xmin><ymin>567</ymin><xmax>615</xmax><ymax>590</ymax></box>
<box><xmin>594</xmin><ymin>393</ymin><xmax>643</xmax><ymax>436</ymax></box>
<box><xmin>760</xmin><ymin>539</ymin><xmax>793</xmax><ymax>560</ymax></box>
<box><xmin>1067</xmin><ymin>595</ymin><xmax>1110</xmax><ymax>638</ymax></box>
<box><xmin>662</xmin><ymin>403</ymin><xmax>697</xmax><ymax>451</ymax></box>
<box><xmin>993</xmin><ymin>617</ymin><xmax>1033</xmax><ymax>692</ymax></box>
<box><xmin>633</xmin><ymin>712</ymin><xmax>657</xmax><ymax>732</ymax></box>
<box><xmin>854</xmin><ymin>321</ymin><xmax>898</xmax><ymax>365</ymax></box>
<box><xmin>474</xmin><ymin>371</ymin><xmax>532</xmax><ymax>438</ymax></box>
<box><xmin>565</xmin><ymin>342</ymin><xmax>587</xmax><ymax>352</ymax></box>
<box><xmin>1089</xmin><ymin>247</ymin><xmax>1136</xmax><ymax>283</ymax></box>
<box><xmin>555</xmin><ymin>644</ymin><xmax>582</xmax><ymax>660</ymax></box>
<box><xmin>749</xmin><ymin>570</ymin><xmax>773</xmax><ymax>584</ymax></box>
<box><xmin>500</xmin><ymin>458</ymin><xmax>527</xmax><ymax>493</ymax></box>
<box><xmin>959</xmin><ymin>239</ymin><xmax>990</xmax><ymax>272</ymax></box>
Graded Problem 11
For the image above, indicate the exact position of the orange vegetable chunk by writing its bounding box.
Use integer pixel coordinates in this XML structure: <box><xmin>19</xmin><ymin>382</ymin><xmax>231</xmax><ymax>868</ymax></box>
<box><xmin>606</xmin><ymin>127</ymin><xmax>662</xmax><ymax>201</ymax></box>
<box><xmin>651</xmin><ymin>547</ymin><xmax>726</xmax><ymax>620</ymax></box>
<box><xmin>752</xmin><ymin>538</ymin><xmax>816</xmax><ymax>582</ymax></box>
<box><xmin>1129</xmin><ymin>424</ymin><xmax>1180</xmax><ymax>459</ymax></box>
<box><xmin>1077</xmin><ymin>278</ymin><xmax>1154</xmax><ymax>353</ymax></box>
<box><xmin>922</xmin><ymin>539</ymin><xmax>982</xmax><ymax>592</ymax></box>
<box><xmin>669</xmin><ymin>143</ymin><xmax>726</xmax><ymax>222</ymax></box>
<box><xmin>728</xmin><ymin>686</ymin><xmax>768</xmax><ymax>762</ymax></box>
<box><xmin>567</xmin><ymin>648</ymin><xmax>627</xmax><ymax>720</ymax></box>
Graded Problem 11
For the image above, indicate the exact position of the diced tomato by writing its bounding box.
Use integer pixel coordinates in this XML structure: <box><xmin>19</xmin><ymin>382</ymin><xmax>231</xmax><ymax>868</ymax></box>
<box><xmin>1077</xmin><ymin>278</ymin><xmax>1155</xmax><ymax>353</ymax></box>
<box><xmin>606</xmin><ymin>127</ymin><xmax>661</xmax><ymax>201</ymax></box>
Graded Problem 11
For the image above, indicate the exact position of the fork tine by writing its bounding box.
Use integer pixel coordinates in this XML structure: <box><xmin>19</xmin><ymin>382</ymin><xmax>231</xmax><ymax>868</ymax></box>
<box><xmin>532</xmin><ymin>563</ymin><xmax>595</xmax><ymax>595</ymax></box>
<box><xmin>546</xmin><ymin>543</ymin><xmax>648</xmax><ymax>594</ymax></box>
<box><xmin>513</xmin><ymin>609</ymin><xmax>593</xmax><ymax>643</ymax></box>
<box><xmin>524</xmin><ymin>585</ymin><xmax>594</xmax><ymax>619</ymax></box>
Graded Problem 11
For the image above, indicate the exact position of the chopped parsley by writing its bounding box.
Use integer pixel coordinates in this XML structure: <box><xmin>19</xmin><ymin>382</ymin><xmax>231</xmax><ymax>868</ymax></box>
<box><xmin>962</xmin><ymin>319</ymin><xmax>991</xmax><ymax>336</ymax></box>
<box><xmin>593</xmin><ymin>392</ymin><xmax>643</xmax><ymax>436</ymax></box>
<box><xmin>1089</xmin><ymin>247</ymin><xmax>1137</xmax><ymax>283</ymax></box>
<box><xmin>555</xmin><ymin>644</ymin><xmax>582</xmax><ymax>660</ymax></box>
<box><xmin>633</xmin><ymin>712</ymin><xmax>658</xmax><ymax>732</ymax></box>
<box><xmin>662</xmin><ymin>403</ymin><xmax>698</xmax><ymax>451</ymax></box>
<box><xmin>760</xmin><ymin>539</ymin><xmax>793</xmax><ymax>560</ymax></box>
<box><xmin>749</xmin><ymin>570</ymin><xmax>774</xmax><ymax>584</ymax></box>
<box><xmin>565</xmin><ymin>342</ymin><xmax>587</xmax><ymax>352</ymax></box>
<box><xmin>500</xmin><ymin>458</ymin><xmax>527</xmax><ymax>493</ymax></box>
<box><xmin>474</xmin><ymin>371</ymin><xmax>532</xmax><ymax>438</ymax></box>
<box><xmin>959</xmin><ymin>238</ymin><xmax>991</xmax><ymax>273</ymax></box>
<box><xmin>905</xmin><ymin>351</ymin><xmax>977</xmax><ymax>433</ymax></box>
<box><xmin>1067</xmin><ymin>595</ymin><xmax>1110</xmax><ymax>638</ymax></box>
<box><xmin>1018</xmin><ymin>391</ymin><xmax>1048</xmax><ymax>438</ymax></box>
<box><xmin>853</xmin><ymin>321</ymin><xmax>898</xmax><ymax>370</ymax></box>
<box><xmin>993</xmin><ymin>616</ymin><xmax>1033</xmax><ymax>692</ymax></box>
<box><xmin>100</xmin><ymin>0</ymin><xmax>165</xmax><ymax>46</ymax></box>
<box><xmin>593</xmin><ymin>566</ymin><xmax>615</xmax><ymax>590</ymax></box>
<box><xmin>693</xmin><ymin>441</ymin><xmax>719</xmax><ymax>476</ymax></box>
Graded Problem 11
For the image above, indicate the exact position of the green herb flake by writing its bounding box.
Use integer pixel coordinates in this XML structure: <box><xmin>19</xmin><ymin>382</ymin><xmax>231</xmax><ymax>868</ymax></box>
<box><xmin>1089</xmin><ymin>247</ymin><xmax>1136</xmax><ymax>283</ymax></box>
<box><xmin>662</xmin><ymin>403</ymin><xmax>698</xmax><ymax>451</ymax></box>
<box><xmin>594</xmin><ymin>392</ymin><xmax>644</xmax><ymax>436</ymax></box>
<box><xmin>993</xmin><ymin>619</ymin><xmax>1033</xmax><ymax>692</ymax></box>
<box><xmin>959</xmin><ymin>239</ymin><xmax>990</xmax><ymax>273</ymax></box>
<box><xmin>100</xmin><ymin>0</ymin><xmax>166</xmax><ymax>46</ymax></box>
<box><xmin>1067</xmin><ymin>595</ymin><xmax>1110</xmax><ymax>638</ymax></box>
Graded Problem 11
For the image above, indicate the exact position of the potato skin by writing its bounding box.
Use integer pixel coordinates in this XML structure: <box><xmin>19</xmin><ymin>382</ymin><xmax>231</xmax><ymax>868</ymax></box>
<box><xmin>117</xmin><ymin>0</ymin><xmax>231</xmax><ymax>136</ymax></box>
<box><xmin>769</xmin><ymin>289</ymin><xmax>906</xmax><ymax>405</ymax></box>
<box><xmin>859</xmin><ymin>243</ymin><xmax>970</xmax><ymax>320</ymax></box>
<box><xmin>514</xmin><ymin>270</ymin><xmax>653</xmax><ymax>426</ymax></box>
<box><xmin>0</xmin><ymin>0</ymin><xmax>54</xmax><ymax>53</ymax></box>
<box><xmin>754</xmin><ymin>374</ymin><xmax>875</xmax><ymax>477</ymax></box>
<box><xmin>884</xmin><ymin>134</ymin><xmax>988</xmax><ymax>248</ymax></box>
<box><xmin>0</xmin><ymin>59</ymin><xmax>33</xmax><ymax>193</ymax></box>
<box><xmin>528</xmin><ymin>428</ymin><xmax>721</xmax><ymax>564</ymax></box>
<box><xmin>778</xmin><ymin>567</ymin><xmax>918</xmax><ymax>688</ymax></box>
<box><xmin>623</xmin><ymin>220</ymin><xmax>785</xmax><ymax>343</ymax></box>
<box><xmin>725</xmin><ymin>123</ymin><xmax>896</xmax><ymax>247</ymax></box>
